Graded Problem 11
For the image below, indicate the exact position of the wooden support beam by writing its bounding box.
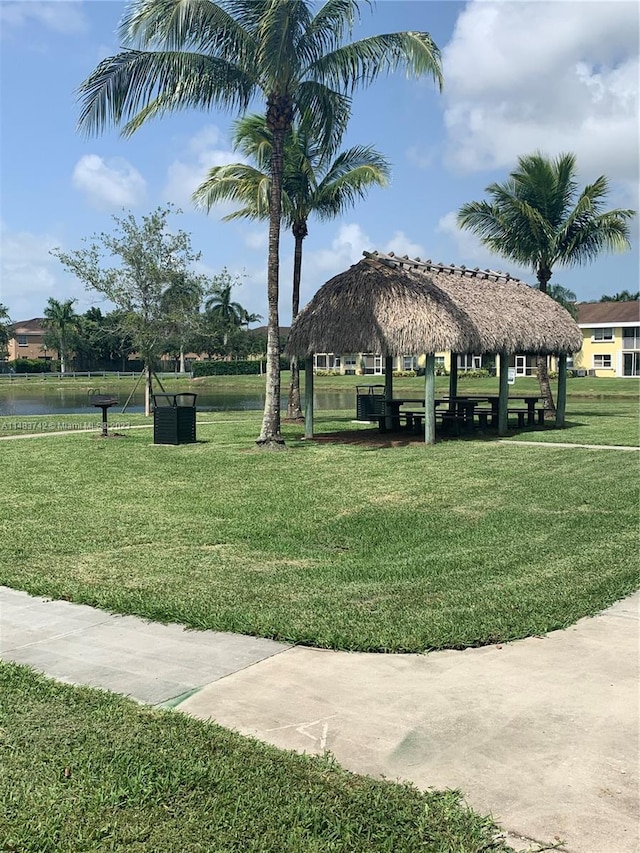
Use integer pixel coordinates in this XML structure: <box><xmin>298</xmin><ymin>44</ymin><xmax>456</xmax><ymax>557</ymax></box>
<box><xmin>498</xmin><ymin>352</ymin><xmax>509</xmax><ymax>436</ymax></box>
<box><xmin>448</xmin><ymin>352</ymin><xmax>458</xmax><ymax>410</ymax></box>
<box><xmin>424</xmin><ymin>354</ymin><xmax>436</xmax><ymax>445</ymax></box>
<box><xmin>384</xmin><ymin>355</ymin><xmax>394</xmax><ymax>431</ymax></box>
<box><xmin>556</xmin><ymin>353</ymin><xmax>567</xmax><ymax>428</ymax></box>
<box><xmin>304</xmin><ymin>356</ymin><xmax>314</xmax><ymax>439</ymax></box>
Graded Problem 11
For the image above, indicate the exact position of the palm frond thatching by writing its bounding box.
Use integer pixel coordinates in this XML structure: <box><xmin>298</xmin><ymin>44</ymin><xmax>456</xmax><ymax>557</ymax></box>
<box><xmin>285</xmin><ymin>251</ymin><xmax>583</xmax><ymax>358</ymax></box>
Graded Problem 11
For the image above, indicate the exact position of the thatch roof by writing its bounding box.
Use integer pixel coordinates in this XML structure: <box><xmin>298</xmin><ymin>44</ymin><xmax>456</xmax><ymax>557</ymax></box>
<box><xmin>286</xmin><ymin>251</ymin><xmax>583</xmax><ymax>357</ymax></box>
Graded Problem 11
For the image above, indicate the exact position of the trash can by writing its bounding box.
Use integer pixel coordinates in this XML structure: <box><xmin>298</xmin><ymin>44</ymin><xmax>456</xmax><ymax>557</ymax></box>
<box><xmin>153</xmin><ymin>393</ymin><xmax>197</xmax><ymax>445</ymax></box>
<box><xmin>355</xmin><ymin>385</ymin><xmax>386</xmax><ymax>420</ymax></box>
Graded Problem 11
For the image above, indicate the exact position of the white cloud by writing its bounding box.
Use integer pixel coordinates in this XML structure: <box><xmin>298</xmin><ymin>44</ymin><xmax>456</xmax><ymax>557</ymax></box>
<box><xmin>443</xmin><ymin>1</ymin><xmax>639</xmax><ymax>196</ymax></box>
<box><xmin>0</xmin><ymin>1</ymin><xmax>87</xmax><ymax>34</ymax></box>
<box><xmin>164</xmin><ymin>125</ymin><xmax>243</xmax><ymax>209</ymax></box>
<box><xmin>72</xmin><ymin>155</ymin><xmax>147</xmax><ymax>210</ymax></box>
<box><xmin>0</xmin><ymin>224</ymin><xmax>94</xmax><ymax>320</ymax></box>
<box><xmin>382</xmin><ymin>231</ymin><xmax>427</xmax><ymax>260</ymax></box>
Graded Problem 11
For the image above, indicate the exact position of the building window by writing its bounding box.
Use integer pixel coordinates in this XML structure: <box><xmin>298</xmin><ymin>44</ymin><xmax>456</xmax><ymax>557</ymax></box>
<box><xmin>458</xmin><ymin>354</ymin><xmax>482</xmax><ymax>371</ymax></box>
<box><xmin>402</xmin><ymin>355</ymin><xmax>417</xmax><ymax>371</ymax></box>
<box><xmin>434</xmin><ymin>355</ymin><xmax>445</xmax><ymax>369</ymax></box>
<box><xmin>593</xmin><ymin>354</ymin><xmax>612</xmax><ymax>369</ymax></box>
<box><xmin>592</xmin><ymin>327</ymin><xmax>613</xmax><ymax>342</ymax></box>
<box><xmin>623</xmin><ymin>353</ymin><xmax>640</xmax><ymax>377</ymax></box>
<box><xmin>17</xmin><ymin>335</ymin><xmax>28</xmax><ymax>346</ymax></box>
<box><xmin>343</xmin><ymin>354</ymin><xmax>357</xmax><ymax>375</ymax></box>
<box><xmin>622</xmin><ymin>327</ymin><xmax>640</xmax><ymax>350</ymax></box>
<box><xmin>314</xmin><ymin>354</ymin><xmax>327</xmax><ymax>369</ymax></box>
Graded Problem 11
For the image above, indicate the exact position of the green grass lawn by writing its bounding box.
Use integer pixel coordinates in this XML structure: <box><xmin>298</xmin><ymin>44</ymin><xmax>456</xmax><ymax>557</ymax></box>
<box><xmin>1</xmin><ymin>407</ymin><xmax>637</xmax><ymax>652</ymax></box>
<box><xmin>0</xmin><ymin>663</ymin><xmax>510</xmax><ymax>853</ymax></box>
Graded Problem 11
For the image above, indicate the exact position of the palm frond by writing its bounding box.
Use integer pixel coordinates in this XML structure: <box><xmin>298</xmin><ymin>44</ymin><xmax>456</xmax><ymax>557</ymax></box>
<box><xmin>292</xmin><ymin>79</ymin><xmax>351</xmax><ymax>152</ymax></box>
<box><xmin>76</xmin><ymin>50</ymin><xmax>256</xmax><ymax>137</ymax></box>
<box><xmin>192</xmin><ymin>163</ymin><xmax>271</xmax><ymax>218</ymax></box>
<box><xmin>298</xmin><ymin>0</ymin><xmax>361</xmax><ymax>64</ymax></box>
<box><xmin>308</xmin><ymin>31</ymin><xmax>442</xmax><ymax>93</ymax></box>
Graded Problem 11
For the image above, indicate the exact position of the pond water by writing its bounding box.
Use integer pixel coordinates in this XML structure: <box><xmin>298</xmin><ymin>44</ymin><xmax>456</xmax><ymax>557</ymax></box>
<box><xmin>0</xmin><ymin>387</ymin><xmax>357</xmax><ymax>416</ymax></box>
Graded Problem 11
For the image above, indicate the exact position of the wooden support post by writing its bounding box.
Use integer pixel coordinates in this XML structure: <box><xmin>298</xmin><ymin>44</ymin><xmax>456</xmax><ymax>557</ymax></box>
<box><xmin>498</xmin><ymin>352</ymin><xmax>509</xmax><ymax>436</ymax></box>
<box><xmin>424</xmin><ymin>354</ymin><xmax>436</xmax><ymax>445</ymax></box>
<box><xmin>556</xmin><ymin>353</ymin><xmax>567</xmax><ymax>428</ymax></box>
<box><xmin>448</xmin><ymin>352</ymin><xmax>458</xmax><ymax>410</ymax></box>
<box><xmin>304</xmin><ymin>356</ymin><xmax>314</xmax><ymax>439</ymax></box>
<box><xmin>384</xmin><ymin>355</ymin><xmax>394</xmax><ymax>431</ymax></box>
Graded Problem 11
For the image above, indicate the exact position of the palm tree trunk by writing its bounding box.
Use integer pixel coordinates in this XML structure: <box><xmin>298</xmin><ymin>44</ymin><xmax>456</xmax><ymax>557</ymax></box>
<box><xmin>258</xmin><ymin>100</ymin><xmax>290</xmax><ymax>449</ymax></box>
<box><xmin>59</xmin><ymin>336</ymin><xmax>65</xmax><ymax>374</ymax></box>
<box><xmin>536</xmin><ymin>266</ymin><xmax>556</xmax><ymax>416</ymax></box>
<box><xmin>179</xmin><ymin>344</ymin><xmax>186</xmax><ymax>374</ymax></box>
<box><xmin>286</xmin><ymin>225</ymin><xmax>306</xmax><ymax>421</ymax></box>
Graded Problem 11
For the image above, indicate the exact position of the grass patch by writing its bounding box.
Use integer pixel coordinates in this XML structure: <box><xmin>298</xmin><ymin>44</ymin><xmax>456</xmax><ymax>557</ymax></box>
<box><xmin>0</xmin><ymin>663</ymin><xmax>510</xmax><ymax>853</ymax></box>
<box><xmin>1</xmin><ymin>405</ymin><xmax>637</xmax><ymax>652</ymax></box>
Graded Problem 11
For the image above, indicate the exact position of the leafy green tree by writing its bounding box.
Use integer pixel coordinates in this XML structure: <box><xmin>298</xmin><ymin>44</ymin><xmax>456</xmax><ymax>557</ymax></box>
<box><xmin>0</xmin><ymin>304</ymin><xmax>11</xmax><ymax>360</ymax></box>
<box><xmin>194</xmin><ymin>113</ymin><xmax>390</xmax><ymax>420</ymax></box>
<box><xmin>43</xmin><ymin>298</ymin><xmax>80</xmax><ymax>373</ymax></box>
<box><xmin>458</xmin><ymin>152</ymin><xmax>635</xmax><ymax>411</ymax></box>
<box><xmin>76</xmin><ymin>0</ymin><xmax>442</xmax><ymax>447</ymax></box>
<box><xmin>52</xmin><ymin>206</ymin><xmax>204</xmax><ymax>414</ymax></box>
<box><xmin>161</xmin><ymin>273</ymin><xmax>205</xmax><ymax>372</ymax></box>
<box><xmin>600</xmin><ymin>290</ymin><xmax>639</xmax><ymax>302</ymax></box>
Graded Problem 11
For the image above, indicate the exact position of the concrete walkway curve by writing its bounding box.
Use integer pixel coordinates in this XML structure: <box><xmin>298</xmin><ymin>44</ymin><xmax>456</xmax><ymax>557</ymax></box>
<box><xmin>1</xmin><ymin>586</ymin><xmax>638</xmax><ymax>853</ymax></box>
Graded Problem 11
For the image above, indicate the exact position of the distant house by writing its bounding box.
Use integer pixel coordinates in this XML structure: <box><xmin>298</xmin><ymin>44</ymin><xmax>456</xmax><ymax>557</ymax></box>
<box><xmin>573</xmin><ymin>302</ymin><xmax>640</xmax><ymax>378</ymax></box>
<box><xmin>6</xmin><ymin>318</ymin><xmax>51</xmax><ymax>362</ymax></box>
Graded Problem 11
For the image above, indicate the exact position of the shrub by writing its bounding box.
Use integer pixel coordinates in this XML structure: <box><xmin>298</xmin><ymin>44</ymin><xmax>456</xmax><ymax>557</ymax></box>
<box><xmin>11</xmin><ymin>358</ymin><xmax>54</xmax><ymax>374</ymax></box>
<box><xmin>458</xmin><ymin>369</ymin><xmax>490</xmax><ymax>380</ymax></box>
<box><xmin>392</xmin><ymin>370</ymin><xmax>416</xmax><ymax>378</ymax></box>
<box><xmin>192</xmin><ymin>359</ymin><xmax>289</xmax><ymax>377</ymax></box>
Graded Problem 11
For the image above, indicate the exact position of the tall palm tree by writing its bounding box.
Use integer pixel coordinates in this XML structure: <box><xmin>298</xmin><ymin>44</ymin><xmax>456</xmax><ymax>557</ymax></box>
<box><xmin>0</xmin><ymin>303</ymin><xmax>11</xmax><ymax>359</ymax></box>
<box><xmin>194</xmin><ymin>113</ymin><xmax>390</xmax><ymax>419</ymax></box>
<box><xmin>458</xmin><ymin>152</ymin><xmax>635</xmax><ymax>411</ymax></box>
<box><xmin>76</xmin><ymin>0</ymin><xmax>442</xmax><ymax>447</ymax></box>
<box><xmin>43</xmin><ymin>298</ymin><xmax>80</xmax><ymax>374</ymax></box>
<box><xmin>204</xmin><ymin>280</ymin><xmax>248</xmax><ymax>347</ymax></box>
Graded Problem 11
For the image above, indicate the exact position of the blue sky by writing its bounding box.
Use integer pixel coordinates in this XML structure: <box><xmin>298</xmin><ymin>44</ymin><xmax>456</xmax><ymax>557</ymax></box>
<box><xmin>1</xmin><ymin>0</ymin><xmax>638</xmax><ymax>324</ymax></box>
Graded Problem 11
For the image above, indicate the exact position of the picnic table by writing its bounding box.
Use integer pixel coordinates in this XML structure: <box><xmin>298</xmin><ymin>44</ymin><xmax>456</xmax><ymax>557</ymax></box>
<box><xmin>380</xmin><ymin>396</ymin><xmax>491</xmax><ymax>433</ymax></box>
<box><xmin>378</xmin><ymin>394</ymin><xmax>543</xmax><ymax>433</ymax></box>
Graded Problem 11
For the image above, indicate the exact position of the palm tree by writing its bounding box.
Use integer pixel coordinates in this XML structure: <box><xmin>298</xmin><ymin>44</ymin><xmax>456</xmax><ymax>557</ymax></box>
<box><xmin>76</xmin><ymin>0</ymin><xmax>442</xmax><ymax>447</ymax></box>
<box><xmin>204</xmin><ymin>279</ymin><xmax>248</xmax><ymax>348</ymax></box>
<box><xmin>194</xmin><ymin>113</ymin><xmax>390</xmax><ymax>419</ymax></box>
<box><xmin>458</xmin><ymin>152</ymin><xmax>635</xmax><ymax>412</ymax></box>
<box><xmin>0</xmin><ymin>303</ymin><xmax>11</xmax><ymax>359</ymax></box>
<box><xmin>600</xmin><ymin>290</ymin><xmax>639</xmax><ymax>302</ymax></box>
<box><xmin>43</xmin><ymin>298</ymin><xmax>79</xmax><ymax>374</ymax></box>
<box><xmin>546</xmin><ymin>284</ymin><xmax>578</xmax><ymax>320</ymax></box>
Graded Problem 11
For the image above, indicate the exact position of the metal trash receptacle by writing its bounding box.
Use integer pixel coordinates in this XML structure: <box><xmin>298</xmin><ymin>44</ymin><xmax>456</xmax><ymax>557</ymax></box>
<box><xmin>153</xmin><ymin>393</ymin><xmax>197</xmax><ymax>445</ymax></box>
<box><xmin>355</xmin><ymin>385</ymin><xmax>386</xmax><ymax>420</ymax></box>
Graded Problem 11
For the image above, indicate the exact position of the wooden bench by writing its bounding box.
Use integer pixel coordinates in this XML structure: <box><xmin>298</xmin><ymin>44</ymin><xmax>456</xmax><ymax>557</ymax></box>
<box><xmin>474</xmin><ymin>408</ymin><xmax>495</xmax><ymax>429</ymax></box>
<box><xmin>508</xmin><ymin>407</ymin><xmax>546</xmax><ymax>428</ymax></box>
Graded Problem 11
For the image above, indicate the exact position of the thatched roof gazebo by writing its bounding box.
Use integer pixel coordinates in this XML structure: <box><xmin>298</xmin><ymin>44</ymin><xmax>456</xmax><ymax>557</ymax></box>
<box><xmin>285</xmin><ymin>251</ymin><xmax>582</xmax><ymax>443</ymax></box>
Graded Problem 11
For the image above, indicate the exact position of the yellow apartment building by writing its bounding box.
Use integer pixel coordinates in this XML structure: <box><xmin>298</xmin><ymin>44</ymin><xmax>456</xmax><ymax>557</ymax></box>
<box><xmin>572</xmin><ymin>302</ymin><xmax>640</xmax><ymax>378</ymax></box>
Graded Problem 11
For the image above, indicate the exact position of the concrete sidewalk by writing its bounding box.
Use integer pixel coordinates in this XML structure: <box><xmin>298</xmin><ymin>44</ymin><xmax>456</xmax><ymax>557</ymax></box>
<box><xmin>1</xmin><ymin>586</ymin><xmax>638</xmax><ymax>853</ymax></box>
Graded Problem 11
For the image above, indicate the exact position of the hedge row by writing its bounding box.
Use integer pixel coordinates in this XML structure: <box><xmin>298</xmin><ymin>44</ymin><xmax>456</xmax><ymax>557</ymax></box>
<box><xmin>8</xmin><ymin>358</ymin><xmax>58</xmax><ymax>373</ymax></box>
<box><xmin>192</xmin><ymin>359</ymin><xmax>290</xmax><ymax>377</ymax></box>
